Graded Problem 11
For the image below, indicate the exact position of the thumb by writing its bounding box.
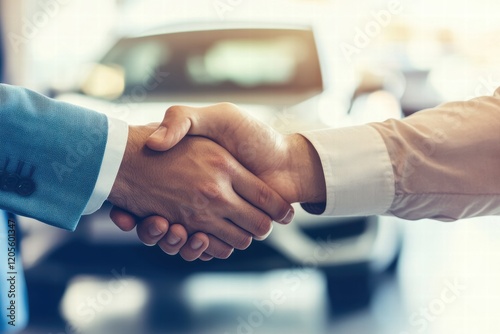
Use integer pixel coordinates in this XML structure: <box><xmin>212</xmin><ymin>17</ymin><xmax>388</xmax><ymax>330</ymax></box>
<box><xmin>146</xmin><ymin>107</ymin><xmax>194</xmax><ymax>151</ymax></box>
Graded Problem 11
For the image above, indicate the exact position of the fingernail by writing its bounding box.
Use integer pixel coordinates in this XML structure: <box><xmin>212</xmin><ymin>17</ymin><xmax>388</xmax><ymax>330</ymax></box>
<box><xmin>191</xmin><ymin>238</ymin><xmax>204</xmax><ymax>250</ymax></box>
<box><xmin>150</xmin><ymin>126</ymin><xmax>167</xmax><ymax>141</ymax></box>
<box><xmin>282</xmin><ymin>209</ymin><xmax>295</xmax><ymax>225</ymax></box>
<box><xmin>166</xmin><ymin>233</ymin><xmax>181</xmax><ymax>245</ymax></box>
<box><xmin>148</xmin><ymin>224</ymin><xmax>163</xmax><ymax>237</ymax></box>
<box><xmin>258</xmin><ymin>224</ymin><xmax>273</xmax><ymax>241</ymax></box>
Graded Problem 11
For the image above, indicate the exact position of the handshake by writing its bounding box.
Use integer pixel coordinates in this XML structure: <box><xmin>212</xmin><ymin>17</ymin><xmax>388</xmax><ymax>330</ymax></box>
<box><xmin>107</xmin><ymin>103</ymin><xmax>327</xmax><ymax>261</ymax></box>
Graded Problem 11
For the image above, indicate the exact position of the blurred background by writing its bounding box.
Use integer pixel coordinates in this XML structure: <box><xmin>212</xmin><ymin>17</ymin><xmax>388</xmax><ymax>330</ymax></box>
<box><xmin>2</xmin><ymin>0</ymin><xmax>500</xmax><ymax>333</ymax></box>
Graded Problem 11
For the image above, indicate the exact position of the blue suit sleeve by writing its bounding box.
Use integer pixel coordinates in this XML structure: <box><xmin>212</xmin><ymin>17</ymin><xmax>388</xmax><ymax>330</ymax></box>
<box><xmin>0</xmin><ymin>84</ymin><xmax>108</xmax><ymax>231</ymax></box>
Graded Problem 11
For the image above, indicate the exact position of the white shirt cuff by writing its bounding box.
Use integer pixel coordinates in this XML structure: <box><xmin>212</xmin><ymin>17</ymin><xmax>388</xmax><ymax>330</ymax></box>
<box><xmin>83</xmin><ymin>117</ymin><xmax>129</xmax><ymax>214</ymax></box>
<box><xmin>300</xmin><ymin>125</ymin><xmax>395</xmax><ymax>216</ymax></box>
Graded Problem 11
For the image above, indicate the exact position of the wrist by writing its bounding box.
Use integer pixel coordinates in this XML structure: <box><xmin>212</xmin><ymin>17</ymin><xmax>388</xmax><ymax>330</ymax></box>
<box><xmin>108</xmin><ymin>125</ymin><xmax>155</xmax><ymax>213</ymax></box>
<box><xmin>285</xmin><ymin>133</ymin><xmax>326</xmax><ymax>204</ymax></box>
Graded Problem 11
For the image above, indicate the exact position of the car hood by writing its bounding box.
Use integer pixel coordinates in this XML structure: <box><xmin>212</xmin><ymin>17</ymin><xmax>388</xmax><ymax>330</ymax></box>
<box><xmin>57</xmin><ymin>93</ymin><xmax>330</xmax><ymax>133</ymax></box>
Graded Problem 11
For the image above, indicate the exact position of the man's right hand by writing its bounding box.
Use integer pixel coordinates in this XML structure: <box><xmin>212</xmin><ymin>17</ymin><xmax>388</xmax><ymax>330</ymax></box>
<box><xmin>111</xmin><ymin>103</ymin><xmax>327</xmax><ymax>261</ymax></box>
<box><xmin>148</xmin><ymin>103</ymin><xmax>327</xmax><ymax>204</ymax></box>
<box><xmin>108</xmin><ymin>123</ymin><xmax>293</xmax><ymax>260</ymax></box>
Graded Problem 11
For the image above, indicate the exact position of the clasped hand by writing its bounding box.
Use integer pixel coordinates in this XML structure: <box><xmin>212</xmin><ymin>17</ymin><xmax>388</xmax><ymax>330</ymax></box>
<box><xmin>108</xmin><ymin>103</ymin><xmax>326</xmax><ymax>261</ymax></box>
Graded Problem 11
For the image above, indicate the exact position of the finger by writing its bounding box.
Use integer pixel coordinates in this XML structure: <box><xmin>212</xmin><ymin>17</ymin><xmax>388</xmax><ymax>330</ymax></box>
<box><xmin>109</xmin><ymin>206</ymin><xmax>138</xmax><ymax>232</ymax></box>
<box><xmin>147</xmin><ymin>106</ymin><xmax>195</xmax><ymax>151</ymax></box>
<box><xmin>136</xmin><ymin>216</ymin><xmax>170</xmax><ymax>246</ymax></box>
<box><xmin>148</xmin><ymin>103</ymin><xmax>274</xmax><ymax>166</ymax></box>
<box><xmin>232</xmin><ymin>168</ymin><xmax>294</xmax><ymax>226</ymax></box>
<box><xmin>202</xmin><ymin>236</ymin><xmax>235</xmax><ymax>259</ymax></box>
<box><xmin>254</xmin><ymin>223</ymin><xmax>273</xmax><ymax>241</ymax></box>
<box><xmin>224</xmin><ymin>197</ymin><xmax>273</xmax><ymax>239</ymax></box>
<box><xmin>146</xmin><ymin>104</ymin><xmax>242</xmax><ymax>152</ymax></box>
<box><xmin>232</xmin><ymin>167</ymin><xmax>294</xmax><ymax>226</ymax></box>
<box><xmin>179</xmin><ymin>232</ymin><xmax>210</xmax><ymax>261</ymax></box>
<box><xmin>188</xmin><ymin>215</ymin><xmax>253</xmax><ymax>251</ymax></box>
<box><xmin>157</xmin><ymin>225</ymin><xmax>189</xmax><ymax>255</ymax></box>
<box><xmin>199</xmin><ymin>254</ymin><xmax>214</xmax><ymax>261</ymax></box>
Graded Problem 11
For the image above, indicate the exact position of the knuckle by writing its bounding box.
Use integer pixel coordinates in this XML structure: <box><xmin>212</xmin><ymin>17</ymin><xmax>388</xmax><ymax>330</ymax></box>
<box><xmin>179</xmin><ymin>206</ymin><xmax>194</xmax><ymax>221</ymax></box>
<box><xmin>217</xmin><ymin>102</ymin><xmax>237</xmax><ymax>110</ymax></box>
<box><xmin>256</xmin><ymin>184</ymin><xmax>272</xmax><ymax>207</ymax></box>
<box><xmin>209</xmin><ymin>154</ymin><xmax>234</xmax><ymax>174</ymax></box>
<box><xmin>189</xmin><ymin>195</ymin><xmax>211</xmax><ymax>213</ymax></box>
<box><xmin>166</xmin><ymin>105</ymin><xmax>183</xmax><ymax>116</ymax></box>
<box><xmin>188</xmin><ymin>215</ymin><xmax>206</xmax><ymax>229</ymax></box>
<box><xmin>199</xmin><ymin>181</ymin><xmax>224</xmax><ymax>200</ymax></box>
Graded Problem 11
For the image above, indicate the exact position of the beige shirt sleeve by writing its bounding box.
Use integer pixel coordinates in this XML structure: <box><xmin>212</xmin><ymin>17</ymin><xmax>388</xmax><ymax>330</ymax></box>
<box><xmin>300</xmin><ymin>87</ymin><xmax>500</xmax><ymax>221</ymax></box>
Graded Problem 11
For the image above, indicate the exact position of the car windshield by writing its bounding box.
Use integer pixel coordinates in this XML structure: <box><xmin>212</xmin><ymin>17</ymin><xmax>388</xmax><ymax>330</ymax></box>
<box><xmin>83</xmin><ymin>28</ymin><xmax>323</xmax><ymax>104</ymax></box>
